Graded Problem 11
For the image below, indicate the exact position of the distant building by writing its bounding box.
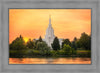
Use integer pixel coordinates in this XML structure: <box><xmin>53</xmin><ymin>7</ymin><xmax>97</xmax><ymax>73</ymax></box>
<box><xmin>44</xmin><ymin>15</ymin><xmax>63</xmax><ymax>49</ymax></box>
<box><xmin>33</xmin><ymin>15</ymin><xmax>63</xmax><ymax>49</ymax></box>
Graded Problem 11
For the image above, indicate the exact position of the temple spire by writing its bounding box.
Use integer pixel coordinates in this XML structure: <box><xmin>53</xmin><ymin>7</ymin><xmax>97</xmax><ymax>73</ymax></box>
<box><xmin>49</xmin><ymin>14</ymin><xmax>51</xmax><ymax>26</ymax></box>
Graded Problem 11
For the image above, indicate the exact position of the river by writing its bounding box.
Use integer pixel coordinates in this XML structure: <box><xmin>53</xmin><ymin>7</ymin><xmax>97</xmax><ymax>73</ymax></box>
<box><xmin>9</xmin><ymin>58</ymin><xmax>91</xmax><ymax>64</ymax></box>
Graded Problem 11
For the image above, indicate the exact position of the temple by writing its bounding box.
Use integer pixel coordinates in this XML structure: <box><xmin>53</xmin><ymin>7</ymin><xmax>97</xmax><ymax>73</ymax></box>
<box><xmin>44</xmin><ymin>15</ymin><xmax>55</xmax><ymax>49</ymax></box>
<box><xmin>44</xmin><ymin>15</ymin><xmax>63</xmax><ymax>49</ymax></box>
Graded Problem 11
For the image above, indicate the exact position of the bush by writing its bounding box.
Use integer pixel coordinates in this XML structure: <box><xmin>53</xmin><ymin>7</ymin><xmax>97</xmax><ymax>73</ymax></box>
<box><xmin>50</xmin><ymin>50</ymin><xmax>58</xmax><ymax>56</ymax></box>
<box><xmin>62</xmin><ymin>44</ymin><xmax>72</xmax><ymax>55</ymax></box>
<box><xmin>58</xmin><ymin>50</ymin><xmax>64</xmax><ymax>55</ymax></box>
<box><xmin>9</xmin><ymin>50</ymin><xmax>26</xmax><ymax>58</ymax></box>
<box><xmin>36</xmin><ymin>41</ymin><xmax>51</xmax><ymax>56</ymax></box>
<box><xmin>76</xmin><ymin>50</ymin><xmax>91</xmax><ymax>57</ymax></box>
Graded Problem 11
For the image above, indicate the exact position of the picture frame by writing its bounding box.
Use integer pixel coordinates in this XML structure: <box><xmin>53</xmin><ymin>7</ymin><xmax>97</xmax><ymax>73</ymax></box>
<box><xmin>0</xmin><ymin>0</ymin><xmax>100</xmax><ymax>73</ymax></box>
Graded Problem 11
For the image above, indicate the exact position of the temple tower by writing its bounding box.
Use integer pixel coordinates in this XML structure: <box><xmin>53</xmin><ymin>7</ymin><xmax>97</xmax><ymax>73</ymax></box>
<box><xmin>44</xmin><ymin>15</ymin><xmax>55</xmax><ymax>49</ymax></box>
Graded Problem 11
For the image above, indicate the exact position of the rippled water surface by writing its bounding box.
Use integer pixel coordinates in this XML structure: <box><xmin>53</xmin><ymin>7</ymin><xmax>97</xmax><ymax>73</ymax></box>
<box><xmin>9</xmin><ymin>58</ymin><xmax>91</xmax><ymax>64</ymax></box>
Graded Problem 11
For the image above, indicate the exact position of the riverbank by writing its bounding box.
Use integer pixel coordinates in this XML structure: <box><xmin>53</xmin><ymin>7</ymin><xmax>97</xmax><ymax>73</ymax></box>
<box><xmin>9</xmin><ymin>49</ymin><xmax>91</xmax><ymax>58</ymax></box>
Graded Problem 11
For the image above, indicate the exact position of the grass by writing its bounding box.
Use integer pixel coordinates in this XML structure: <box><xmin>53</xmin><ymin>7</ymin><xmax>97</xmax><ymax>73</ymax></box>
<box><xmin>77</xmin><ymin>50</ymin><xmax>91</xmax><ymax>53</ymax></box>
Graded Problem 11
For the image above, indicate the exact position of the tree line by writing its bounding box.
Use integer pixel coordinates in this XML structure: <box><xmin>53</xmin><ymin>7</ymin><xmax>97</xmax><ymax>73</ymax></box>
<box><xmin>9</xmin><ymin>32</ymin><xmax>91</xmax><ymax>58</ymax></box>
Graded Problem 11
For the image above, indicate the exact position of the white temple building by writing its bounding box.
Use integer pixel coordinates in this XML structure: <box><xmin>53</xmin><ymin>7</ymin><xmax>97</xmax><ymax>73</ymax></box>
<box><xmin>33</xmin><ymin>15</ymin><xmax>63</xmax><ymax>49</ymax></box>
<box><xmin>43</xmin><ymin>15</ymin><xmax>63</xmax><ymax>49</ymax></box>
<box><xmin>44</xmin><ymin>15</ymin><xmax>55</xmax><ymax>48</ymax></box>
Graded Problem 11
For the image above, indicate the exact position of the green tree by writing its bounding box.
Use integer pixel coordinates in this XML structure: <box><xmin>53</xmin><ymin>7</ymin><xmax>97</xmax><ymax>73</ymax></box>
<box><xmin>9</xmin><ymin>35</ymin><xmax>26</xmax><ymax>50</ymax></box>
<box><xmin>26</xmin><ymin>39</ymin><xmax>35</xmax><ymax>49</ymax></box>
<box><xmin>71</xmin><ymin>37</ymin><xmax>77</xmax><ymax>50</ymax></box>
<box><xmin>38</xmin><ymin>36</ymin><xmax>42</xmax><ymax>42</ymax></box>
<box><xmin>34</xmin><ymin>36</ymin><xmax>43</xmax><ymax>46</ymax></box>
<box><xmin>62</xmin><ymin>39</ymin><xmax>71</xmax><ymax>48</ymax></box>
<box><xmin>63</xmin><ymin>44</ymin><xmax>72</xmax><ymax>55</ymax></box>
<box><xmin>52</xmin><ymin>37</ymin><xmax>60</xmax><ymax>50</ymax></box>
<box><xmin>79</xmin><ymin>32</ymin><xmax>91</xmax><ymax>50</ymax></box>
<box><xmin>36</xmin><ymin>41</ymin><xmax>51</xmax><ymax>55</ymax></box>
<box><xmin>9</xmin><ymin>35</ymin><xmax>27</xmax><ymax>58</ymax></box>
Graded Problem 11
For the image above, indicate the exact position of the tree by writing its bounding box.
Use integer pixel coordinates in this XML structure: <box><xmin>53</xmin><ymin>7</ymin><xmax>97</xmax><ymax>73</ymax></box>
<box><xmin>26</xmin><ymin>39</ymin><xmax>35</xmax><ymax>49</ymax></box>
<box><xmin>76</xmin><ymin>40</ymin><xmax>81</xmax><ymax>48</ymax></box>
<box><xmin>79</xmin><ymin>32</ymin><xmax>91</xmax><ymax>50</ymax></box>
<box><xmin>38</xmin><ymin>36</ymin><xmax>42</xmax><ymax>42</ymax></box>
<box><xmin>36</xmin><ymin>41</ymin><xmax>51</xmax><ymax>55</ymax></box>
<box><xmin>62</xmin><ymin>39</ymin><xmax>71</xmax><ymax>48</ymax></box>
<box><xmin>9</xmin><ymin>35</ymin><xmax>26</xmax><ymax>50</ymax></box>
<box><xmin>9</xmin><ymin>35</ymin><xmax>27</xmax><ymax>58</ymax></box>
<box><xmin>52</xmin><ymin>37</ymin><xmax>60</xmax><ymax>50</ymax></box>
<box><xmin>63</xmin><ymin>44</ymin><xmax>72</xmax><ymax>55</ymax></box>
<box><xmin>71</xmin><ymin>37</ymin><xmax>77</xmax><ymax>50</ymax></box>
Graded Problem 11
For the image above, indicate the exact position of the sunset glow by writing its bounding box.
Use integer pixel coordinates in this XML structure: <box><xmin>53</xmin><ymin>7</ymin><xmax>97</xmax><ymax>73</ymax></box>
<box><xmin>23</xmin><ymin>37</ymin><xmax>29</xmax><ymax>43</ymax></box>
<box><xmin>9</xmin><ymin>9</ymin><xmax>91</xmax><ymax>44</ymax></box>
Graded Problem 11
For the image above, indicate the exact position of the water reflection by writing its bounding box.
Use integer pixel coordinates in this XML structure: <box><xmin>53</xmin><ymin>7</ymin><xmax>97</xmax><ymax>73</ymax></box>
<box><xmin>9</xmin><ymin>58</ymin><xmax>91</xmax><ymax>64</ymax></box>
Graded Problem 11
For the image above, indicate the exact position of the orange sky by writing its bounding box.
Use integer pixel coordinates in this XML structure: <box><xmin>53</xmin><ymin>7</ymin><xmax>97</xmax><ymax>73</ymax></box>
<box><xmin>9</xmin><ymin>9</ymin><xmax>91</xmax><ymax>43</ymax></box>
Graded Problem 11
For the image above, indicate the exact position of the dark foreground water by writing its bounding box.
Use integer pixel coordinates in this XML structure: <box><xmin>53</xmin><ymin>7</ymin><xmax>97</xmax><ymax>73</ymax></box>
<box><xmin>9</xmin><ymin>58</ymin><xmax>91</xmax><ymax>64</ymax></box>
